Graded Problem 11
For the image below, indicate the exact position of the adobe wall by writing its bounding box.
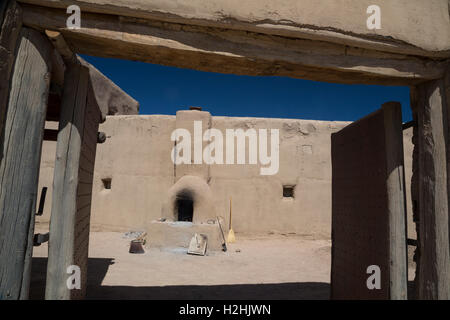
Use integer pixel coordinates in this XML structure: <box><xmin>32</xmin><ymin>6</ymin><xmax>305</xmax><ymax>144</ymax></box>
<box><xmin>36</xmin><ymin>112</ymin><xmax>414</xmax><ymax>239</ymax></box>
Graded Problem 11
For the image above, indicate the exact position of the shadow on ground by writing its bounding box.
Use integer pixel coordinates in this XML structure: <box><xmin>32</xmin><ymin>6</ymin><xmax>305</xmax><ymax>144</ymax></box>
<box><xmin>86</xmin><ymin>282</ymin><xmax>330</xmax><ymax>300</ymax></box>
<box><xmin>29</xmin><ymin>257</ymin><xmax>114</xmax><ymax>300</ymax></box>
<box><xmin>29</xmin><ymin>257</ymin><xmax>329</xmax><ymax>300</ymax></box>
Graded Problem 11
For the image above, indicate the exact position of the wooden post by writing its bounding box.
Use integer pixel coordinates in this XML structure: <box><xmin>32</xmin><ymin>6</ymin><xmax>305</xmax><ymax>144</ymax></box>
<box><xmin>382</xmin><ymin>102</ymin><xmax>409</xmax><ymax>299</ymax></box>
<box><xmin>0</xmin><ymin>0</ymin><xmax>22</xmax><ymax>143</ymax></box>
<box><xmin>413</xmin><ymin>76</ymin><xmax>450</xmax><ymax>299</ymax></box>
<box><xmin>0</xmin><ymin>27</ymin><xmax>52</xmax><ymax>299</ymax></box>
<box><xmin>45</xmin><ymin>59</ymin><xmax>101</xmax><ymax>300</ymax></box>
<box><xmin>409</xmin><ymin>87</ymin><xmax>421</xmax><ymax>299</ymax></box>
<box><xmin>445</xmin><ymin>66</ymin><xmax>450</xmax><ymax>269</ymax></box>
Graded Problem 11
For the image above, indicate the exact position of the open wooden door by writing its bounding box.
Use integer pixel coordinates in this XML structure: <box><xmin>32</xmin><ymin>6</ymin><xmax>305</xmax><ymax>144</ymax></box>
<box><xmin>331</xmin><ymin>102</ymin><xmax>408</xmax><ymax>299</ymax></box>
<box><xmin>0</xmin><ymin>26</ymin><xmax>52</xmax><ymax>300</ymax></box>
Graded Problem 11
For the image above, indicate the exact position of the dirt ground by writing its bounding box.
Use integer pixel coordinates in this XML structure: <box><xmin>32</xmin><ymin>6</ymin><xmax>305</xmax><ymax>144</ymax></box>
<box><xmin>30</xmin><ymin>230</ymin><xmax>333</xmax><ymax>299</ymax></box>
<box><xmin>30</xmin><ymin>230</ymin><xmax>416</xmax><ymax>300</ymax></box>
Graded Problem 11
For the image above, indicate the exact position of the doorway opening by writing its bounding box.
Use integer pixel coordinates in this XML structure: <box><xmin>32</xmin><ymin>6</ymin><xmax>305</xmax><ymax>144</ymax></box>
<box><xmin>175</xmin><ymin>190</ymin><xmax>194</xmax><ymax>222</ymax></box>
<box><xmin>31</xmin><ymin>51</ymin><xmax>414</xmax><ymax>300</ymax></box>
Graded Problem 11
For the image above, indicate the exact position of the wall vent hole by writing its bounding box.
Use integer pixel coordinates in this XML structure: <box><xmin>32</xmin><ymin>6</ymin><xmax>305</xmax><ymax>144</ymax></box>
<box><xmin>283</xmin><ymin>186</ymin><xmax>295</xmax><ymax>198</ymax></box>
<box><xmin>102</xmin><ymin>178</ymin><xmax>112</xmax><ymax>190</ymax></box>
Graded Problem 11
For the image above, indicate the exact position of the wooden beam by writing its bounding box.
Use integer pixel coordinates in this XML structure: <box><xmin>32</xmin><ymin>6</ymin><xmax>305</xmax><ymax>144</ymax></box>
<box><xmin>0</xmin><ymin>27</ymin><xmax>52</xmax><ymax>300</ymax></box>
<box><xmin>71</xmin><ymin>76</ymin><xmax>101</xmax><ymax>298</ymax></box>
<box><xmin>21</xmin><ymin>4</ymin><xmax>445</xmax><ymax>86</ymax></box>
<box><xmin>413</xmin><ymin>76</ymin><xmax>450</xmax><ymax>299</ymax></box>
<box><xmin>45</xmin><ymin>62</ymin><xmax>101</xmax><ymax>299</ymax></box>
<box><xmin>409</xmin><ymin>86</ymin><xmax>421</xmax><ymax>299</ymax></box>
<box><xmin>445</xmin><ymin>66</ymin><xmax>450</xmax><ymax>264</ymax></box>
<box><xmin>45</xmin><ymin>60</ymin><xmax>89</xmax><ymax>300</ymax></box>
<box><xmin>49</xmin><ymin>46</ymin><xmax>65</xmax><ymax>87</ymax></box>
<box><xmin>382</xmin><ymin>102</ymin><xmax>408</xmax><ymax>300</ymax></box>
<box><xmin>45</xmin><ymin>29</ymin><xmax>75</xmax><ymax>63</ymax></box>
<box><xmin>45</xmin><ymin>57</ymin><xmax>101</xmax><ymax>299</ymax></box>
<box><xmin>15</xmin><ymin>0</ymin><xmax>450</xmax><ymax>58</ymax></box>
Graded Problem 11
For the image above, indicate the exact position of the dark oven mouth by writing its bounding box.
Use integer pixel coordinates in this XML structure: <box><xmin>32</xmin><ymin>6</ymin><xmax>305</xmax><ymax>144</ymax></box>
<box><xmin>175</xmin><ymin>189</ymin><xmax>194</xmax><ymax>222</ymax></box>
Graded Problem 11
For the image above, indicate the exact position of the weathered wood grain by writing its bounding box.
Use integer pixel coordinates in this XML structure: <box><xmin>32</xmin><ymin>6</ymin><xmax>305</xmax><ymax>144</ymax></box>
<box><xmin>45</xmin><ymin>58</ymin><xmax>100</xmax><ymax>300</ymax></box>
<box><xmin>45</xmin><ymin>61</ymin><xmax>88</xmax><ymax>300</ymax></box>
<box><xmin>45</xmin><ymin>29</ymin><xmax>75</xmax><ymax>63</ymax></box>
<box><xmin>21</xmin><ymin>4</ymin><xmax>445</xmax><ymax>86</ymax></box>
<box><xmin>445</xmin><ymin>66</ymin><xmax>450</xmax><ymax>263</ymax></box>
<box><xmin>15</xmin><ymin>0</ymin><xmax>450</xmax><ymax>58</ymax></box>
<box><xmin>71</xmin><ymin>85</ymin><xmax>100</xmax><ymax>299</ymax></box>
<box><xmin>0</xmin><ymin>0</ymin><xmax>22</xmax><ymax>143</ymax></box>
<box><xmin>0</xmin><ymin>27</ymin><xmax>52</xmax><ymax>300</ymax></box>
<box><xmin>414</xmin><ymin>78</ymin><xmax>450</xmax><ymax>299</ymax></box>
<box><xmin>409</xmin><ymin>86</ymin><xmax>421</xmax><ymax>299</ymax></box>
<box><xmin>382</xmin><ymin>102</ymin><xmax>408</xmax><ymax>300</ymax></box>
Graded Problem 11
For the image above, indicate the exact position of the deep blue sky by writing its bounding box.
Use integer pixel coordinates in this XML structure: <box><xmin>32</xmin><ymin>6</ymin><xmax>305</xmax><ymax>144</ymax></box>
<box><xmin>82</xmin><ymin>55</ymin><xmax>412</xmax><ymax>122</ymax></box>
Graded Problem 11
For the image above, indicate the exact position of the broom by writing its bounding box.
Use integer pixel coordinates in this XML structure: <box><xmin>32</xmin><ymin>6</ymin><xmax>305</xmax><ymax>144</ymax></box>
<box><xmin>227</xmin><ymin>197</ymin><xmax>235</xmax><ymax>243</ymax></box>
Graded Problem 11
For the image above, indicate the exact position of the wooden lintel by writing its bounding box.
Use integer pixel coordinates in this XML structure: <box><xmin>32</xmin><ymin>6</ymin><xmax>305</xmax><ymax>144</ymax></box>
<box><xmin>21</xmin><ymin>3</ymin><xmax>445</xmax><ymax>86</ymax></box>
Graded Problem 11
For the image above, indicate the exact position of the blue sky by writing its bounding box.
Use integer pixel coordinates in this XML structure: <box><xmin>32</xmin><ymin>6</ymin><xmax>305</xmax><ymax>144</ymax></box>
<box><xmin>81</xmin><ymin>55</ymin><xmax>412</xmax><ymax>122</ymax></box>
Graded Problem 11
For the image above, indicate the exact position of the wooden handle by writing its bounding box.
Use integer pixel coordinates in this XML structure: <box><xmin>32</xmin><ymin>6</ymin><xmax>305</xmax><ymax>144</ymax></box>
<box><xmin>229</xmin><ymin>197</ymin><xmax>232</xmax><ymax>229</ymax></box>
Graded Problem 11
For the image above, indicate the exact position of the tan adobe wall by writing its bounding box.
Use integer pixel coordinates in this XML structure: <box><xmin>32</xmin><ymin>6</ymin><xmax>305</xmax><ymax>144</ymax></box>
<box><xmin>36</xmin><ymin>113</ymin><xmax>415</xmax><ymax>239</ymax></box>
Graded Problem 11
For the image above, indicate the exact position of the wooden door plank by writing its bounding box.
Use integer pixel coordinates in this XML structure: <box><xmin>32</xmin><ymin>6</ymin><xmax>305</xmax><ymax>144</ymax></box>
<box><xmin>0</xmin><ymin>27</ymin><xmax>52</xmax><ymax>300</ymax></box>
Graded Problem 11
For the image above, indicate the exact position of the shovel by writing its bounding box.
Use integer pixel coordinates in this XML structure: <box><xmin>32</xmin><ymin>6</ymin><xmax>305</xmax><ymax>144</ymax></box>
<box><xmin>227</xmin><ymin>197</ymin><xmax>235</xmax><ymax>243</ymax></box>
<box><xmin>217</xmin><ymin>217</ymin><xmax>227</xmax><ymax>252</ymax></box>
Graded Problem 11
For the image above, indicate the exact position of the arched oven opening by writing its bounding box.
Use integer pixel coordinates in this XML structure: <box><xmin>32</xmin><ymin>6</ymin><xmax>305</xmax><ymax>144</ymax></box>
<box><xmin>175</xmin><ymin>189</ymin><xmax>194</xmax><ymax>222</ymax></box>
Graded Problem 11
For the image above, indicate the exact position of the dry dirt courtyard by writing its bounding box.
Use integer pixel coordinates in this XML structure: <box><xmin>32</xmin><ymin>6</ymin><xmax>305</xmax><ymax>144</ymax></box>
<box><xmin>30</xmin><ymin>229</ymin><xmax>333</xmax><ymax>299</ymax></box>
<box><xmin>30</xmin><ymin>229</ymin><xmax>416</xmax><ymax>299</ymax></box>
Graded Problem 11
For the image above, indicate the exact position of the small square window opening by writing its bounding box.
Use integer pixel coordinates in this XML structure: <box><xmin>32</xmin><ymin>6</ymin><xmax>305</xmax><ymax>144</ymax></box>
<box><xmin>283</xmin><ymin>185</ymin><xmax>295</xmax><ymax>198</ymax></box>
<box><xmin>102</xmin><ymin>178</ymin><xmax>112</xmax><ymax>190</ymax></box>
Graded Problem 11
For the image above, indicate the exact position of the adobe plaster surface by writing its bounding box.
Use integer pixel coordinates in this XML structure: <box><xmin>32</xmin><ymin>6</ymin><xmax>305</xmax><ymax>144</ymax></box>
<box><xmin>36</xmin><ymin>111</ymin><xmax>415</xmax><ymax>240</ymax></box>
